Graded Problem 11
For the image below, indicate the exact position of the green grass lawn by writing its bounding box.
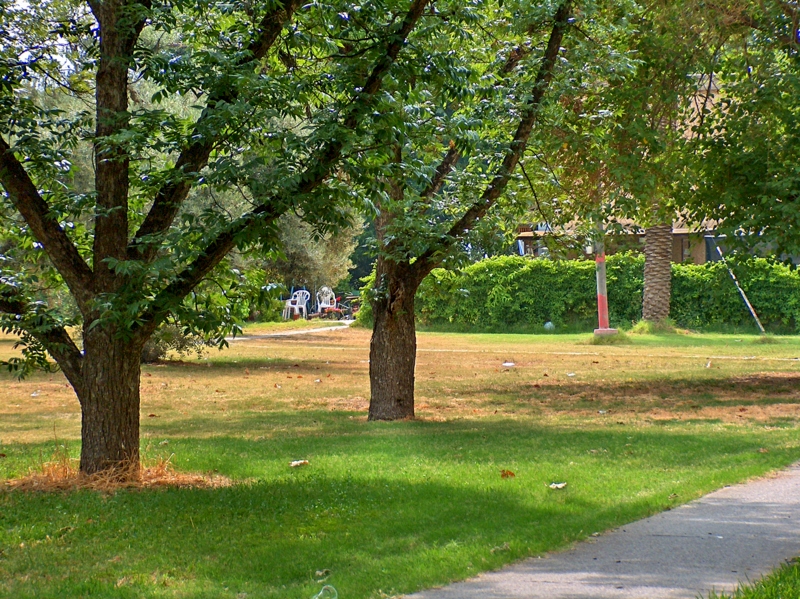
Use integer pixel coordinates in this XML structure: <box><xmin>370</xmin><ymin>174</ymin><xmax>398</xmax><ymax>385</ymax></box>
<box><xmin>707</xmin><ymin>562</ymin><xmax>800</xmax><ymax>598</ymax></box>
<box><xmin>2</xmin><ymin>329</ymin><xmax>800</xmax><ymax>598</ymax></box>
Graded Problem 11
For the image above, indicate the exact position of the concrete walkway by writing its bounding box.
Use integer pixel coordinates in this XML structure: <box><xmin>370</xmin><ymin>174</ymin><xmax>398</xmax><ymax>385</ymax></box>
<box><xmin>409</xmin><ymin>463</ymin><xmax>800</xmax><ymax>599</ymax></box>
<box><xmin>226</xmin><ymin>321</ymin><xmax>353</xmax><ymax>341</ymax></box>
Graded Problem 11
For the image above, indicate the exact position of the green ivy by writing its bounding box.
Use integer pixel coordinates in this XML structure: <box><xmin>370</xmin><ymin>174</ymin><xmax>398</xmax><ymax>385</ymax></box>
<box><xmin>414</xmin><ymin>254</ymin><xmax>800</xmax><ymax>333</ymax></box>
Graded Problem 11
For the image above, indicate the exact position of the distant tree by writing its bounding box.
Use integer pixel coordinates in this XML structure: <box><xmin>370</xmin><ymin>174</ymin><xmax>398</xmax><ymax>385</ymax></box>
<box><xmin>269</xmin><ymin>213</ymin><xmax>362</xmax><ymax>292</ymax></box>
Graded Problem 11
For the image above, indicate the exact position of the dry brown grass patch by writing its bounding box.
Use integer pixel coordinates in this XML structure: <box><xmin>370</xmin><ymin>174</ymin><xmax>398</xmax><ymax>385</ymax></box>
<box><xmin>3</xmin><ymin>449</ymin><xmax>231</xmax><ymax>493</ymax></box>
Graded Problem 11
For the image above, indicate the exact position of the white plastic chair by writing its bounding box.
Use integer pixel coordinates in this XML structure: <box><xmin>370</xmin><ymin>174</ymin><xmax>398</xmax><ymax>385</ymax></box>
<box><xmin>283</xmin><ymin>289</ymin><xmax>310</xmax><ymax>319</ymax></box>
<box><xmin>316</xmin><ymin>286</ymin><xmax>337</xmax><ymax>314</ymax></box>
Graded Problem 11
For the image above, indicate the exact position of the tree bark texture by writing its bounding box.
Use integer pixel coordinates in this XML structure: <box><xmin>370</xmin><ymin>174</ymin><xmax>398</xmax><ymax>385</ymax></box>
<box><xmin>78</xmin><ymin>327</ymin><xmax>144</xmax><ymax>475</ymax></box>
<box><xmin>368</xmin><ymin>257</ymin><xmax>421</xmax><ymax>421</ymax></box>
<box><xmin>642</xmin><ymin>224</ymin><xmax>673</xmax><ymax>322</ymax></box>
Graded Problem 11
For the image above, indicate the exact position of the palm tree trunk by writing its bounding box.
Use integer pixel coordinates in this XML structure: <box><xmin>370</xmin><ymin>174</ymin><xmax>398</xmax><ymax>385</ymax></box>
<box><xmin>642</xmin><ymin>223</ymin><xmax>673</xmax><ymax>322</ymax></box>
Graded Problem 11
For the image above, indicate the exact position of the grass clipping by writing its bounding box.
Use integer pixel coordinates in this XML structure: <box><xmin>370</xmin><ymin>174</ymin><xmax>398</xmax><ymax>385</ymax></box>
<box><xmin>4</xmin><ymin>445</ymin><xmax>230</xmax><ymax>493</ymax></box>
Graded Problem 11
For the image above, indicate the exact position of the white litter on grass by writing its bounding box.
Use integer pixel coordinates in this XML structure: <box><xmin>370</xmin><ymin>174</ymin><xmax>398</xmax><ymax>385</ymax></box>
<box><xmin>314</xmin><ymin>379</ymin><xmax>321</xmax><ymax>383</ymax></box>
<box><xmin>567</xmin><ymin>372</ymin><xmax>576</xmax><ymax>377</ymax></box>
<box><xmin>290</xmin><ymin>459</ymin><xmax>309</xmax><ymax>468</ymax></box>
<box><xmin>30</xmin><ymin>390</ymin><xmax>40</xmax><ymax>397</ymax></box>
<box><xmin>312</xmin><ymin>586</ymin><xmax>337</xmax><ymax>599</ymax></box>
<box><xmin>549</xmin><ymin>482</ymin><xmax>567</xmax><ymax>489</ymax></box>
<box><xmin>502</xmin><ymin>362</ymin><xmax>515</xmax><ymax>368</ymax></box>
<box><xmin>706</xmin><ymin>360</ymin><xmax>712</xmax><ymax>368</ymax></box>
<box><xmin>598</xmin><ymin>410</ymin><xmax>608</xmax><ymax>414</ymax></box>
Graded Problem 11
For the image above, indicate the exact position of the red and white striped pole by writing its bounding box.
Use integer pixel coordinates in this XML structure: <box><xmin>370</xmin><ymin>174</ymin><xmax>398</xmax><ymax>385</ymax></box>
<box><xmin>594</xmin><ymin>227</ymin><xmax>617</xmax><ymax>336</ymax></box>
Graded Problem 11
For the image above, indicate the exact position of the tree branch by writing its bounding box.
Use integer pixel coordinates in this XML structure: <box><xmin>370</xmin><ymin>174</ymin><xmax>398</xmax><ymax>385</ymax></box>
<box><xmin>0</xmin><ymin>289</ymin><xmax>84</xmax><ymax>390</ymax></box>
<box><xmin>128</xmin><ymin>0</ymin><xmax>303</xmax><ymax>262</ymax></box>
<box><xmin>414</xmin><ymin>43</ymin><xmax>531</xmax><ymax>204</ymax></box>
<box><xmin>419</xmin><ymin>144</ymin><xmax>460</xmax><ymax>201</ymax></box>
<box><xmin>724</xmin><ymin>6</ymin><xmax>799</xmax><ymax>49</ymax></box>
<box><xmin>0</xmin><ymin>136</ymin><xmax>94</xmax><ymax>312</ymax></box>
<box><xmin>133</xmin><ymin>0</ymin><xmax>433</xmax><ymax>335</ymax></box>
<box><xmin>91</xmin><ymin>0</ymin><xmax>153</xmax><ymax>292</ymax></box>
<box><xmin>415</xmin><ymin>0</ymin><xmax>571</xmax><ymax>275</ymax></box>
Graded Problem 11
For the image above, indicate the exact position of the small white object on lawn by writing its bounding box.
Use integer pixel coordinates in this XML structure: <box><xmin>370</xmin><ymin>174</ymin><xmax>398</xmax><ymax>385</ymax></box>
<box><xmin>567</xmin><ymin>372</ymin><xmax>576</xmax><ymax>377</ymax></box>
<box><xmin>502</xmin><ymin>361</ymin><xmax>515</xmax><ymax>368</ymax></box>
<box><xmin>549</xmin><ymin>482</ymin><xmax>567</xmax><ymax>489</ymax></box>
<box><xmin>290</xmin><ymin>459</ymin><xmax>310</xmax><ymax>468</ymax></box>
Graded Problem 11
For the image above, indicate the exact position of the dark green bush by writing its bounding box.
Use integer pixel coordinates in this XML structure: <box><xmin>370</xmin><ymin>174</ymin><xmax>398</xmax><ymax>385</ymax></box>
<box><xmin>416</xmin><ymin>254</ymin><xmax>800</xmax><ymax>333</ymax></box>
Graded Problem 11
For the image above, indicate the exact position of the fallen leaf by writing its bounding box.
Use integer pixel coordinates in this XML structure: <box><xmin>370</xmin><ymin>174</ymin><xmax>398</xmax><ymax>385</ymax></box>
<box><xmin>147</xmin><ymin>413</ymin><xmax>158</xmax><ymax>418</ymax></box>
<box><xmin>274</xmin><ymin>384</ymin><xmax>282</xmax><ymax>389</ymax></box>
<box><xmin>500</xmin><ymin>469</ymin><xmax>515</xmax><ymax>479</ymax></box>
<box><xmin>758</xmin><ymin>448</ymin><xmax>769</xmax><ymax>453</ymax></box>
<box><xmin>0</xmin><ymin>454</ymin><xmax>6</xmax><ymax>458</ymax></box>
<box><xmin>549</xmin><ymin>482</ymin><xmax>567</xmax><ymax>489</ymax></box>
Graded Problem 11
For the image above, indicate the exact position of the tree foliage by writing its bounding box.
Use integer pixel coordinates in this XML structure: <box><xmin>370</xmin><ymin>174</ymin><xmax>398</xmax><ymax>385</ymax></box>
<box><xmin>682</xmin><ymin>1</ymin><xmax>800</xmax><ymax>255</ymax></box>
<box><xmin>0</xmin><ymin>0</ymin><xmax>440</xmax><ymax>472</ymax></box>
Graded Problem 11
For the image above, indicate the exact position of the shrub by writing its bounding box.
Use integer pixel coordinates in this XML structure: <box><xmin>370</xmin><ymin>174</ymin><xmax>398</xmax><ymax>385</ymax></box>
<box><xmin>416</xmin><ymin>254</ymin><xmax>800</xmax><ymax>333</ymax></box>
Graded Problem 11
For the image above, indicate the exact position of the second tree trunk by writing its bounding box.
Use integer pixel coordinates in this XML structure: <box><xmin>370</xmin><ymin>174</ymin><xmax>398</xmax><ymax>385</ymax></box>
<box><xmin>368</xmin><ymin>257</ymin><xmax>421</xmax><ymax>420</ymax></box>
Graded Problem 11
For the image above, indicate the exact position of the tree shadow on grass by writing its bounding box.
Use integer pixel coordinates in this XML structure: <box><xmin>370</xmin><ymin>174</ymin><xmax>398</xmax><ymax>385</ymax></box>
<box><xmin>2</xmin><ymin>420</ymin><xmax>798</xmax><ymax>599</ymax></box>
<box><xmin>444</xmin><ymin>373</ymin><xmax>800</xmax><ymax>410</ymax></box>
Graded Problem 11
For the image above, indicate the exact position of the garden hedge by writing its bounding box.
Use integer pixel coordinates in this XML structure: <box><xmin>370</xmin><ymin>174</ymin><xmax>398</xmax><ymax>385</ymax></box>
<box><xmin>411</xmin><ymin>254</ymin><xmax>800</xmax><ymax>333</ymax></box>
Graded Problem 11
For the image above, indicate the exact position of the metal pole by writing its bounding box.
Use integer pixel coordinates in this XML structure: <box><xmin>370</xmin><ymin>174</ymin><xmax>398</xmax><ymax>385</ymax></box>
<box><xmin>594</xmin><ymin>225</ymin><xmax>617</xmax><ymax>336</ymax></box>
<box><xmin>708</xmin><ymin>237</ymin><xmax>766</xmax><ymax>335</ymax></box>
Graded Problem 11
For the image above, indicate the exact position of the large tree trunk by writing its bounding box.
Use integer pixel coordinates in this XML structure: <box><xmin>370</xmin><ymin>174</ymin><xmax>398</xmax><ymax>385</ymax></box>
<box><xmin>368</xmin><ymin>257</ymin><xmax>421</xmax><ymax>421</ymax></box>
<box><xmin>642</xmin><ymin>223</ymin><xmax>673</xmax><ymax>322</ymax></box>
<box><xmin>78</xmin><ymin>327</ymin><xmax>143</xmax><ymax>475</ymax></box>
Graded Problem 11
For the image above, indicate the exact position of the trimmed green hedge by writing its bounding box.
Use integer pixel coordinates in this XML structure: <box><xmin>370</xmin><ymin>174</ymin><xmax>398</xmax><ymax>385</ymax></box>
<box><xmin>415</xmin><ymin>254</ymin><xmax>800</xmax><ymax>333</ymax></box>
